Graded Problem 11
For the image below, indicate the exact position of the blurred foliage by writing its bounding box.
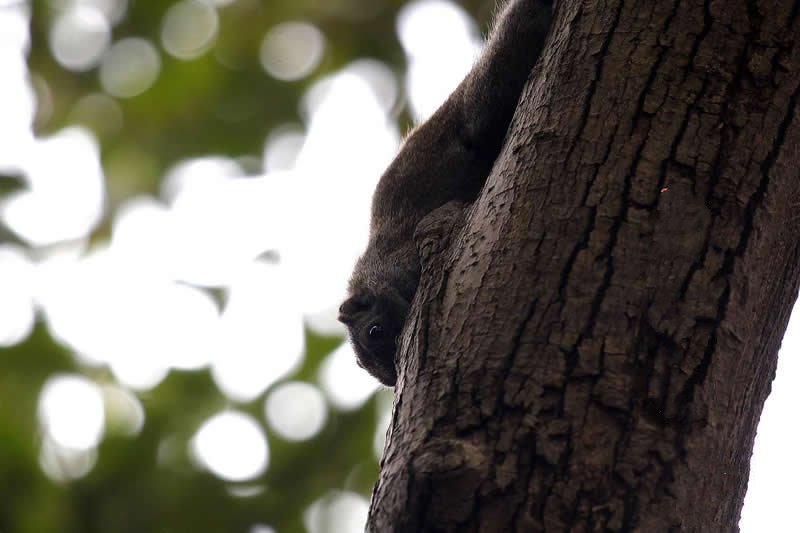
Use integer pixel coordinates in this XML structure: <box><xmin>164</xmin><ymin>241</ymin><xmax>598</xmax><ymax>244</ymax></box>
<box><xmin>2</xmin><ymin>324</ymin><xmax>384</xmax><ymax>533</ymax></box>
<box><xmin>1</xmin><ymin>0</ymin><xmax>494</xmax><ymax>532</ymax></box>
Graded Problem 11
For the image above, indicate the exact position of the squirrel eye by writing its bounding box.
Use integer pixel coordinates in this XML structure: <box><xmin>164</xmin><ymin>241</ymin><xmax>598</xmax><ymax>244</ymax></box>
<box><xmin>368</xmin><ymin>324</ymin><xmax>384</xmax><ymax>338</ymax></box>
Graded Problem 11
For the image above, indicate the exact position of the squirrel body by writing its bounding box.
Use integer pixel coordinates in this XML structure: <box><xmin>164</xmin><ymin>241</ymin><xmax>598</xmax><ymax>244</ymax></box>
<box><xmin>339</xmin><ymin>0</ymin><xmax>554</xmax><ymax>386</ymax></box>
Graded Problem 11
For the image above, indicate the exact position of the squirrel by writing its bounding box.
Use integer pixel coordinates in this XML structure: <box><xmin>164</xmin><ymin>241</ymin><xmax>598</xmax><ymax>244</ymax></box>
<box><xmin>339</xmin><ymin>0</ymin><xmax>554</xmax><ymax>386</ymax></box>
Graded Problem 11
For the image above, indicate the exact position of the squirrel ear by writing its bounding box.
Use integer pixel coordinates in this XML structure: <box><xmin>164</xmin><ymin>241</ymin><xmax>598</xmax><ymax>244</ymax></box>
<box><xmin>338</xmin><ymin>290</ymin><xmax>374</xmax><ymax>324</ymax></box>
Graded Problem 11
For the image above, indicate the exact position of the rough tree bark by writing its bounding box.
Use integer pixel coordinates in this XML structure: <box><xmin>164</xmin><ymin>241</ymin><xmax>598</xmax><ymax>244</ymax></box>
<box><xmin>368</xmin><ymin>0</ymin><xmax>800</xmax><ymax>531</ymax></box>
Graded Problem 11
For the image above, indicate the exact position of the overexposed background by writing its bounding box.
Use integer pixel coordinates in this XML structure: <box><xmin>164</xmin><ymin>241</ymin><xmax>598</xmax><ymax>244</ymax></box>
<box><xmin>0</xmin><ymin>1</ymin><xmax>795</xmax><ymax>531</ymax></box>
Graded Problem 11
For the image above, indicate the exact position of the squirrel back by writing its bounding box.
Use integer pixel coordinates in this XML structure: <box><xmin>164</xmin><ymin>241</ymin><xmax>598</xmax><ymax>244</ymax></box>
<box><xmin>339</xmin><ymin>0</ymin><xmax>555</xmax><ymax>386</ymax></box>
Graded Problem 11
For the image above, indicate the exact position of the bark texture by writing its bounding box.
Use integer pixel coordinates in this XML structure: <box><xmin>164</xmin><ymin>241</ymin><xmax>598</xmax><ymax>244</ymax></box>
<box><xmin>369</xmin><ymin>0</ymin><xmax>800</xmax><ymax>531</ymax></box>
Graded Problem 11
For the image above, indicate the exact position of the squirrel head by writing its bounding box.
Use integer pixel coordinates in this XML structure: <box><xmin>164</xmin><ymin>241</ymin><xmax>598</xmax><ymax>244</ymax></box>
<box><xmin>338</xmin><ymin>282</ymin><xmax>412</xmax><ymax>387</ymax></box>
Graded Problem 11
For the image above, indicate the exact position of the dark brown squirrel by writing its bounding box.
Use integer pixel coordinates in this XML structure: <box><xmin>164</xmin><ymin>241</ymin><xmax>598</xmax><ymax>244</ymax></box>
<box><xmin>338</xmin><ymin>0</ymin><xmax>555</xmax><ymax>386</ymax></box>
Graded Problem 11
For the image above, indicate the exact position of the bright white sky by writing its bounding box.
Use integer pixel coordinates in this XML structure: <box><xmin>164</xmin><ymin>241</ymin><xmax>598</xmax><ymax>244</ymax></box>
<box><xmin>0</xmin><ymin>1</ymin><xmax>796</xmax><ymax>530</ymax></box>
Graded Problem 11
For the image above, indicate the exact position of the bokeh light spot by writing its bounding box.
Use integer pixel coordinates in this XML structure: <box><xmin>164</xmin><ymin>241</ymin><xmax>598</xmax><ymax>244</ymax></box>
<box><xmin>373</xmin><ymin>391</ymin><xmax>393</xmax><ymax>460</ymax></box>
<box><xmin>99</xmin><ymin>38</ymin><xmax>161</xmax><ymax>98</ymax></box>
<box><xmin>192</xmin><ymin>411</ymin><xmax>269</xmax><ymax>482</ymax></box>
<box><xmin>397</xmin><ymin>0</ymin><xmax>481</xmax><ymax>120</ymax></box>
<box><xmin>38</xmin><ymin>374</ymin><xmax>105</xmax><ymax>451</ymax></box>
<box><xmin>70</xmin><ymin>92</ymin><xmax>124</xmax><ymax>137</ymax></box>
<box><xmin>109</xmin><ymin>359</ymin><xmax>169</xmax><ymax>391</ymax></box>
<box><xmin>31</xmin><ymin>73</ymin><xmax>54</xmax><ymax>129</ymax></box>
<box><xmin>39</xmin><ymin>438</ymin><xmax>97</xmax><ymax>482</ymax></box>
<box><xmin>77</xmin><ymin>0</ymin><xmax>129</xmax><ymax>26</ymax></box>
<box><xmin>344</xmin><ymin>59</ymin><xmax>398</xmax><ymax>114</ymax></box>
<box><xmin>260</xmin><ymin>21</ymin><xmax>325</xmax><ymax>81</ymax></box>
<box><xmin>287</xmin><ymin>69</ymin><xmax>400</xmax><ymax>314</ymax></box>
<box><xmin>319</xmin><ymin>342</ymin><xmax>379</xmax><ymax>411</ymax></box>
<box><xmin>741</xmin><ymin>304</ymin><xmax>800</xmax><ymax>531</ymax></box>
<box><xmin>211</xmin><ymin>262</ymin><xmax>305</xmax><ymax>402</ymax></box>
<box><xmin>0</xmin><ymin>245</ymin><xmax>35</xmax><ymax>347</ymax></box>
<box><xmin>49</xmin><ymin>5</ymin><xmax>110</xmax><ymax>71</ymax></box>
<box><xmin>305</xmin><ymin>491</ymin><xmax>369</xmax><ymax>533</ymax></box>
<box><xmin>161</xmin><ymin>0</ymin><xmax>219</xmax><ymax>60</ymax></box>
<box><xmin>2</xmin><ymin>127</ymin><xmax>105</xmax><ymax>246</ymax></box>
<box><xmin>265</xmin><ymin>381</ymin><xmax>328</xmax><ymax>441</ymax></box>
<box><xmin>101</xmin><ymin>384</ymin><xmax>145</xmax><ymax>437</ymax></box>
<box><xmin>263</xmin><ymin>125</ymin><xmax>305</xmax><ymax>172</ymax></box>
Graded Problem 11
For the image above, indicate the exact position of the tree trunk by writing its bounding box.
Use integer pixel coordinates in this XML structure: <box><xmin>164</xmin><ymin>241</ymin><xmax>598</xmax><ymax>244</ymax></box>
<box><xmin>368</xmin><ymin>0</ymin><xmax>800</xmax><ymax>531</ymax></box>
